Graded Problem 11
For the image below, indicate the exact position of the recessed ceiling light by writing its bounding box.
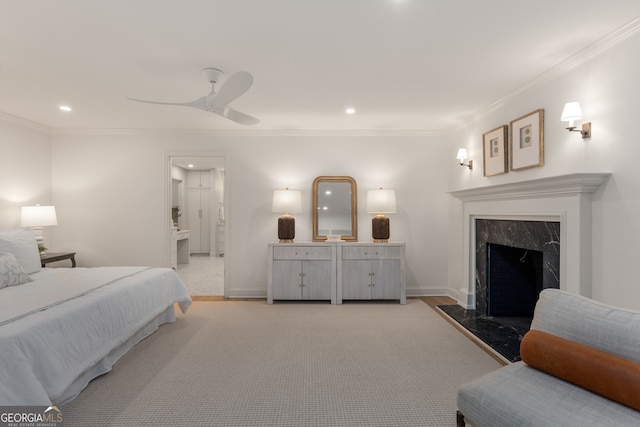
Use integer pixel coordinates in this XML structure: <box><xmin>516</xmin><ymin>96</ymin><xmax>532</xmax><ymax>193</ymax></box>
<box><xmin>188</xmin><ymin>164</ymin><xmax>195</xmax><ymax>168</ymax></box>
<box><xmin>59</xmin><ymin>105</ymin><xmax>72</xmax><ymax>112</ymax></box>
<box><xmin>345</xmin><ymin>108</ymin><xmax>355</xmax><ymax>114</ymax></box>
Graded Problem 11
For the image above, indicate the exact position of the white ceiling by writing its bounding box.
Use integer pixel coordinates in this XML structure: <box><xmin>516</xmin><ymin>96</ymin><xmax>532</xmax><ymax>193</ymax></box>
<box><xmin>2</xmin><ymin>1</ymin><xmax>640</xmax><ymax>132</ymax></box>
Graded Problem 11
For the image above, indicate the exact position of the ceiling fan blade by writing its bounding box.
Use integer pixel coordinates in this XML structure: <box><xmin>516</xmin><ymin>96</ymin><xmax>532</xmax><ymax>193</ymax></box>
<box><xmin>210</xmin><ymin>71</ymin><xmax>254</xmax><ymax>105</ymax></box>
<box><xmin>127</xmin><ymin>96</ymin><xmax>207</xmax><ymax>110</ymax></box>
<box><xmin>221</xmin><ymin>106</ymin><xmax>260</xmax><ymax>125</ymax></box>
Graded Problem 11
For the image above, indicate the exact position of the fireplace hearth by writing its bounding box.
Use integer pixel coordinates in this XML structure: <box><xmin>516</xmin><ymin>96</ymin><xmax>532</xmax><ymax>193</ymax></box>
<box><xmin>439</xmin><ymin>219</ymin><xmax>560</xmax><ymax>362</ymax></box>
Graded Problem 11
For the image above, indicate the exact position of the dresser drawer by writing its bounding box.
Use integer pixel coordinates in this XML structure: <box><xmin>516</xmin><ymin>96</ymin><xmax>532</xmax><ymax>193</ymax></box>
<box><xmin>273</xmin><ymin>246</ymin><xmax>332</xmax><ymax>260</ymax></box>
<box><xmin>342</xmin><ymin>245</ymin><xmax>403</xmax><ymax>260</ymax></box>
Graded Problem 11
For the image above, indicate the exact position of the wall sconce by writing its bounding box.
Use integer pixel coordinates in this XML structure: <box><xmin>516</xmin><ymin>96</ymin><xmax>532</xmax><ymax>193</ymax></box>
<box><xmin>272</xmin><ymin>188</ymin><xmax>302</xmax><ymax>243</ymax></box>
<box><xmin>20</xmin><ymin>205</ymin><xmax>58</xmax><ymax>254</ymax></box>
<box><xmin>561</xmin><ymin>102</ymin><xmax>591</xmax><ymax>139</ymax></box>
<box><xmin>456</xmin><ymin>148</ymin><xmax>473</xmax><ymax>170</ymax></box>
<box><xmin>367</xmin><ymin>188</ymin><xmax>396</xmax><ymax>243</ymax></box>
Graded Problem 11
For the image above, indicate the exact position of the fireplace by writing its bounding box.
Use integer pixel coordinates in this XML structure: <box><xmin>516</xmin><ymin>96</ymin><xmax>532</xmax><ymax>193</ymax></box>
<box><xmin>450</xmin><ymin>173</ymin><xmax>610</xmax><ymax>308</ymax></box>
<box><xmin>487</xmin><ymin>243</ymin><xmax>543</xmax><ymax>316</ymax></box>
<box><xmin>445</xmin><ymin>174</ymin><xmax>609</xmax><ymax>361</ymax></box>
<box><xmin>476</xmin><ymin>219</ymin><xmax>559</xmax><ymax>316</ymax></box>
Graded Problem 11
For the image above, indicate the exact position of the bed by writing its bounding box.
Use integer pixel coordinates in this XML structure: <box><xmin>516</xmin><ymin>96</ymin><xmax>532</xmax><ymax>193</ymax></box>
<box><xmin>0</xmin><ymin>229</ymin><xmax>192</xmax><ymax>406</ymax></box>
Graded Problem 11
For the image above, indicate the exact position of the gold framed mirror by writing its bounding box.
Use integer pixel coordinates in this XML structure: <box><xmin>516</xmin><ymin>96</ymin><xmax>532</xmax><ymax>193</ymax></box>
<box><xmin>312</xmin><ymin>176</ymin><xmax>357</xmax><ymax>242</ymax></box>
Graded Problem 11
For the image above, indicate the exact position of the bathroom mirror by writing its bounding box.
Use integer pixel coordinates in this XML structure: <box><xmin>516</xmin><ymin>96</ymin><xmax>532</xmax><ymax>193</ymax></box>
<box><xmin>312</xmin><ymin>176</ymin><xmax>357</xmax><ymax>241</ymax></box>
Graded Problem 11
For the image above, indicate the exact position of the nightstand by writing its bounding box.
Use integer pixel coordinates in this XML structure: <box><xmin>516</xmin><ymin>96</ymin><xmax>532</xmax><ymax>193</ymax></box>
<box><xmin>41</xmin><ymin>252</ymin><xmax>76</xmax><ymax>268</ymax></box>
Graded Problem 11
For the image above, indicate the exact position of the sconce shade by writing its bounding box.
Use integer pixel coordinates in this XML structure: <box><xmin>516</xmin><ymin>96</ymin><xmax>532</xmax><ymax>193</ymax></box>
<box><xmin>456</xmin><ymin>148</ymin><xmax>468</xmax><ymax>162</ymax></box>
<box><xmin>561</xmin><ymin>102</ymin><xmax>583</xmax><ymax>126</ymax></box>
<box><xmin>20</xmin><ymin>205</ymin><xmax>58</xmax><ymax>227</ymax></box>
<box><xmin>272</xmin><ymin>188</ymin><xmax>301</xmax><ymax>243</ymax></box>
<box><xmin>272</xmin><ymin>189</ymin><xmax>302</xmax><ymax>214</ymax></box>
<box><xmin>366</xmin><ymin>189</ymin><xmax>396</xmax><ymax>214</ymax></box>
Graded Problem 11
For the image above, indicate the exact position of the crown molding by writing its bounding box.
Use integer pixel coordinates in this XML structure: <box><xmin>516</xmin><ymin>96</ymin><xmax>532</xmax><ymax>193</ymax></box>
<box><xmin>468</xmin><ymin>16</ymin><xmax>640</xmax><ymax>124</ymax></box>
<box><xmin>49</xmin><ymin>127</ymin><xmax>442</xmax><ymax>138</ymax></box>
<box><xmin>0</xmin><ymin>111</ymin><xmax>51</xmax><ymax>133</ymax></box>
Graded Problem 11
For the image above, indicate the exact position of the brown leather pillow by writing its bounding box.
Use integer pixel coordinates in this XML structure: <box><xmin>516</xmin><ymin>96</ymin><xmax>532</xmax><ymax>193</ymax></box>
<box><xmin>520</xmin><ymin>329</ymin><xmax>640</xmax><ymax>411</ymax></box>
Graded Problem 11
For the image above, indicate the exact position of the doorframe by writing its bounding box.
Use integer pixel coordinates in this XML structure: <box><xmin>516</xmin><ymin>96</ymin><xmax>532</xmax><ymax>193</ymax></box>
<box><xmin>165</xmin><ymin>151</ymin><xmax>230</xmax><ymax>298</ymax></box>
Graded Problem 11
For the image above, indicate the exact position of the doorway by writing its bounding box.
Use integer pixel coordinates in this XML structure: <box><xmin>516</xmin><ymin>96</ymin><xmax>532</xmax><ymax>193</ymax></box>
<box><xmin>169</xmin><ymin>155</ymin><xmax>227</xmax><ymax>297</ymax></box>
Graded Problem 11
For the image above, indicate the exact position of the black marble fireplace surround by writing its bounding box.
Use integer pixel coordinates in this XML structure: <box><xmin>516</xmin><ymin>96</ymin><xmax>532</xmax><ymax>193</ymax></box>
<box><xmin>439</xmin><ymin>219</ymin><xmax>560</xmax><ymax>362</ymax></box>
<box><xmin>476</xmin><ymin>219</ymin><xmax>560</xmax><ymax>315</ymax></box>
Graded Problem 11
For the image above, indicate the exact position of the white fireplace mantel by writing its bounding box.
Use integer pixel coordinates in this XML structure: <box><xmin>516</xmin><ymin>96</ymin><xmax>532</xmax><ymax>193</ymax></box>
<box><xmin>450</xmin><ymin>173</ymin><xmax>610</xmax><ymax>308</ymax></box>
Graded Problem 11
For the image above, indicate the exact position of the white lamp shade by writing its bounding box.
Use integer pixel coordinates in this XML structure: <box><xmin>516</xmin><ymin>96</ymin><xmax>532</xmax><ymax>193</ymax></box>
<box><xmin>272</xmin><ymin>189</ymin><xmax>302</xmax><ymax>214</ymax></box>
<box><xmin>20</xmin><ymin>205</ymin><xmax>58</xmax><ymax>227</ymax></box>
<box><xmin>367</xmin><ymin>189</ymin><xmax>396</xmax><ymax>214</ymax></box>
<box><xmin>456</xmin><ymin>148</ymin><xmax>468</xmax><ymax>161</ymax></box>
<box><xmin>561</xmin><ymin>102</ymin><xmax>583</xmax><ymax>122</ymax></box>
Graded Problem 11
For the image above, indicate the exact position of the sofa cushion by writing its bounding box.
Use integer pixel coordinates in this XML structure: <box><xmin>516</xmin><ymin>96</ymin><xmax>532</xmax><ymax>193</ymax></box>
<box><xmin>457</xmin><ymin>362</ymin><xmax>640</xmax><ymax>427</ymax></box>
<box><xmin>521</xmin><ymin>329</ymin><xmax>640</xmax><ymax>411</ymax></box>
<box><xmin>531</xmin><ymin>289</ymin><xmax>640</xmax><ymax>363</ymax></box>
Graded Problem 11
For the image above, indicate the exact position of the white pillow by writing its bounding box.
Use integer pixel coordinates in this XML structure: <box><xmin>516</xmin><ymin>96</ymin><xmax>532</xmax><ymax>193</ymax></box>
<box><xmin>0</xmin><ymin>252</ymin><xmax>32</xmax><ymax>288</ymax></box>
<box><xmin>0</xmin><ymin>229</ymin><xmax>41</xmax><ymax>274</ymax></box>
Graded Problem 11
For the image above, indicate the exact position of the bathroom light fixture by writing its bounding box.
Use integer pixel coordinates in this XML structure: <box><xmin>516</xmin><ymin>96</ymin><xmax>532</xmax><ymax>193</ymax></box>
<box><xmin>59</xmin><ymin>105</ymin><xmax>72</xmax><ymax>112</ymax></box>
<box><xmin>561</xmin><ymin>102</ymin><xmax>591</xmax><ymax>139</ymax></box>
<box><xmin>345</xmin><ymin>108</ymin><xmax>355</xmax><ymax>114</ymax></box>
<box><xmin>20</xmin><ymin>205</ymin><xmax>58</xmax><ymax>254</ymax></box>
<box><xmin>367</xmin><ymin>188</ymin><xmax>396</xmax><ymax>243</ymax></box>
<box><xmin>272</xmin><ymin>188</ymin><xmax>302</xmax><ymax>243</ymax></box>
<box><xmin>456</xmin><ymin>148</ymin><xmax>473</xmax><ymax>170</ymax></box>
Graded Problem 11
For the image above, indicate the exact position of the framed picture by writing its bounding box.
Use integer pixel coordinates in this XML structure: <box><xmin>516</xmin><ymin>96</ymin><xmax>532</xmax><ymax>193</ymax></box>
<box><xmin>510</xmin><ymin>109</ymin><xmax>544</xmax><ymax>171</ymax></box>
<box><xmin>482</xmin><ymin>125</ymin><xmax>508</xmax><ymax>177</ymax></box>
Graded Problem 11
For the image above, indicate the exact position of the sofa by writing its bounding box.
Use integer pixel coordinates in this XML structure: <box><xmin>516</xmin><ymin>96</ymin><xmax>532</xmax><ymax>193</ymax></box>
<box><xmin>456</xmin><ymin>289</ymin><xmax>640</xmax><ymax>427</ymax></box>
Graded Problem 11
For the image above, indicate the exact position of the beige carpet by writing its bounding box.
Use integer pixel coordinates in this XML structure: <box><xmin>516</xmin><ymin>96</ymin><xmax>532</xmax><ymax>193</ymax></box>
<box><xmin>63</xmin><ymin>300</ymin><xmax>500</xmax><ymax>426</ymax></box>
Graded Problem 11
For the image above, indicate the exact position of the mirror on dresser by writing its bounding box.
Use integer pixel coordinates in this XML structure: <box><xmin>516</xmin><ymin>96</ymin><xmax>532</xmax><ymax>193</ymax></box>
<box><xmin>312</xmin><ymin>176</ymin><xmax>357</xmax><ymax>241</ymax></box>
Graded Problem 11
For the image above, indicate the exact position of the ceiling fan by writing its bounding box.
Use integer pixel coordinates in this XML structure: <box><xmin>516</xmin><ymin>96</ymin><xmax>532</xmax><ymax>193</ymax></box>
<box><xmin>128</xmin><ymin>68</ymin><xmax>259</xmax><ymax>125</ymax></box>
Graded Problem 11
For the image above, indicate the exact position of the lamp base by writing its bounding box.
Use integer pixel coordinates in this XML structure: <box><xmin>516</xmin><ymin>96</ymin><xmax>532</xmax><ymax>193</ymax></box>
<box><xmin>371</xmin><ymin>216</ymin><xmax>390</xmax><ymax>243</ymax></box>
<box><xmin>278</xmin><ymin>216</ymin><xmax>296</xmax><ymax>243</ymax></box>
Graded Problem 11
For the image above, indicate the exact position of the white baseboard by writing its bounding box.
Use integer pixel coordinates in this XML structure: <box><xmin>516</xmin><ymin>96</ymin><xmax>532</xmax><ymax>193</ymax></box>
<box><xmin>406</xmin><ymin>286</ymin><xmax>457</xmax><ymax>299</ymax></box>
<box><xmin>227</xmin><ymin>289</ymin><xmax>267</xmax><ymax>299</ymax></box>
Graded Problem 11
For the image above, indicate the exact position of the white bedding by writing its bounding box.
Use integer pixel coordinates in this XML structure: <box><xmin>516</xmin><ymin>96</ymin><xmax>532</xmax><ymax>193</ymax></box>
<box><xmin>0</xmin><ymin>266</ymin><xmax>192</xmax><ymax>405</ymax></box>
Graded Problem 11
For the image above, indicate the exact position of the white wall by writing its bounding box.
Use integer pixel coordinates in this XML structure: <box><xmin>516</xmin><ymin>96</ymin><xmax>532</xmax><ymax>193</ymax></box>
<box><xmin>447</xmin><ymin>30</ymin><xmax>640</xmax><ymax>309</ymax></box>
<box><xmin>49</xmin><ymin>131</ymin><xmax>450</xmax><ymax>298</ymax></box>
<box><xmin>5</xmin><ymin>30</ymin><xmax>640</xmax><ymax>307</ymax></box>
<box><xmin>0</xmin><ymin>117</ymin><xmax>52</xmax><ymax>231</ymax></box>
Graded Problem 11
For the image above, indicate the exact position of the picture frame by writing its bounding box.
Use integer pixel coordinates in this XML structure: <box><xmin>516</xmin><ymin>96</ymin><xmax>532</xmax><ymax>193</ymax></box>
<box><xmin>482</xmin><ymin>125</ymin><xmax>508</xmax><ymax>177</ymax></box>
<box><xmin>510</xmin><ymin>109</ymin><xmax>544</xmax><ymax>171</ymax></box>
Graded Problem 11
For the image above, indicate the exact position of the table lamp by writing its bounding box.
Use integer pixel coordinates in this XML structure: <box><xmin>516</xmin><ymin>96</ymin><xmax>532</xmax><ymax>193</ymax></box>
<box><xmin>367</xmin><ymin>188</ymin><xmax>396</xmax><ymax>243</ymax></box>
<box><xmin>272</xmin><ymin>188</ymin><xmax>302</xmax><ymax>243</ymax></box>
<box><xmin>21</xmin><ymin>205</ymin><xmax>58</xmax><ymax>254</ymax></box>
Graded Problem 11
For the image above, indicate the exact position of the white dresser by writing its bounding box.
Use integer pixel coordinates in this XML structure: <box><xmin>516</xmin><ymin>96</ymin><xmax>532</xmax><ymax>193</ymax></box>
<box><xmin>267</xmin><ymin>243</ymin><xmax>337</xmax><ymax>304</ymax></box>
<box><xmin>338</xmin><ymin>243</ymin><xmax>406</xmax><ymax>304</ymax></box>
<box><xmin>267</xmin><ymin>242</ymin><xmax>405</xmax><ymax>304</ymax></box>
